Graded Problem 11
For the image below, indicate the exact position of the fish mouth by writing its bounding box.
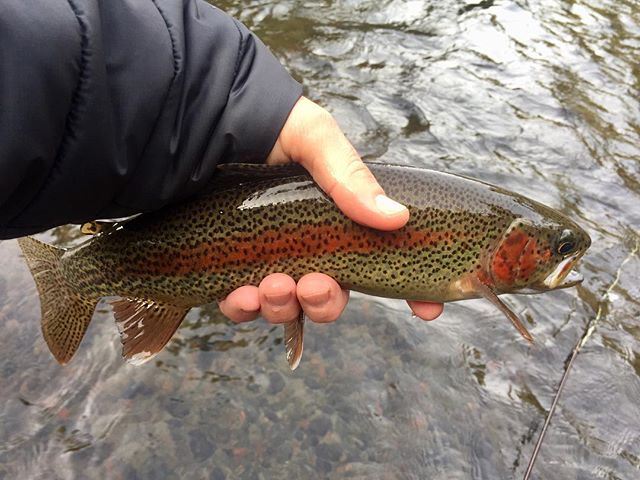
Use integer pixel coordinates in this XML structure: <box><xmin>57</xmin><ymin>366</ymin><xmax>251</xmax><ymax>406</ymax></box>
<box><xmin>543</xmin><ymin>254</ymin><xmax>583</xmax><ymax>289</ymax></box>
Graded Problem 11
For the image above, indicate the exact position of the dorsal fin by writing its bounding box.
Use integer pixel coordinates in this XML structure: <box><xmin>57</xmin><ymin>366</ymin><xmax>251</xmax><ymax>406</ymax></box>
<box><xmin>207</xmin><ymin>162</ymin><xmax>402</xmax><ymax>193</ymax></box>
<box><xmin>205</xmin><ymin>163</ymin><xmax>309</xmax><ymax>193</ymax></box>
<box><xmin>111</xmin><ymin>298</ymin><xmax>189</xmax><ymax>365</ymax></box>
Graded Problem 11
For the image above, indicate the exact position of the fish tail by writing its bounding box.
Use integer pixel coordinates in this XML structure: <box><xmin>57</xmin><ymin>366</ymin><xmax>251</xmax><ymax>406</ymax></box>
<box><xmin>18</xmin><ymin>237</ymin><xmax>98</xmax><ymax>364</ymax></box>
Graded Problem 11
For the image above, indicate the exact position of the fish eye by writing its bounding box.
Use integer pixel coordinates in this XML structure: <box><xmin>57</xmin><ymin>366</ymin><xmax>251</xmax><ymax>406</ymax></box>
<box><xmin>556</xmin><ymin>229</ymin><xmax>577</xmax><ymax>256</ymax></box>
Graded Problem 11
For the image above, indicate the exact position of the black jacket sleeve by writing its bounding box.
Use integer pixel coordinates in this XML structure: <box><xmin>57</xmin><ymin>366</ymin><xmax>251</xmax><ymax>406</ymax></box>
<box><xmin>0</xmin><ymin>0</ymin><xmax>302</xmax><ymax>239</ymax></box>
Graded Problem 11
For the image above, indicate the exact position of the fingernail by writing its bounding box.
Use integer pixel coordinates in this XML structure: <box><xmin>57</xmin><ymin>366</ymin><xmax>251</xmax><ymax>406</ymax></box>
<box><xmin>265</xmin><ymin>292</ymin><xmax>292</xmax><ymax>306</ymax></box>
<box><xmin>375</xmin><ymin>194</ymin><xmax>407</xmax><ymax>215</ymax></box>
<box><xmin>301</xmin><ymin>289</ymin><xmax>330</xmax><ymax>306</ymax></box>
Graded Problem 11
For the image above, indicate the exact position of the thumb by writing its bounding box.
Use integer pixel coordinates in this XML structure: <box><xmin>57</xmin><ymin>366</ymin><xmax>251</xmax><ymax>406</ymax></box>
<box><xmin>267</xmin><ymin>97</ymin><xmax>409</xmax><ymax>231</ymax></box>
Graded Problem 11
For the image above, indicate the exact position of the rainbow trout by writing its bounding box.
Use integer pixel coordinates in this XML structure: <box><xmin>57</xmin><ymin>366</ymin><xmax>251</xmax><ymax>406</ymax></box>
<box><xmin>18</xmin><ymin>164</ymin><xmax>591</xmax><ymax>368</ymax></box>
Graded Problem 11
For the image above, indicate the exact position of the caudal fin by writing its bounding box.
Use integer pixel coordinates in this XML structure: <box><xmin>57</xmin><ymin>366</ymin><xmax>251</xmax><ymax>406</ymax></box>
<box><xmin>18</xmin><ymin>237</ymin><xmax>98</xmax><ymax>364</ymax></box>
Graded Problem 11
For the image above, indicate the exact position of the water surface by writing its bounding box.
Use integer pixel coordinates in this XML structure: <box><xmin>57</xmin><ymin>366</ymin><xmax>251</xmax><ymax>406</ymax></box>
<box><xmin>1</xmin><ymin>0</ymin><xmax>639</xmax><ymax>478</ymax></box>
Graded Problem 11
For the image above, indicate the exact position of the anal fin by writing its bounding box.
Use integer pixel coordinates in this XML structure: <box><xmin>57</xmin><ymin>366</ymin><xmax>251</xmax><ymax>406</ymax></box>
<box><xmin>284</xmin><ymin>312</ymin><xmax>305</xmax><ymax>370</ymax></box>
<box><xmin>470</xmin><ymin>277</ymin><xmax>534</xmax><ymax>343</ymax></box>
<box><xmin>111</xmin><ymin>298</ymin><xmax>189</xmax><ymax>365</ymax></box>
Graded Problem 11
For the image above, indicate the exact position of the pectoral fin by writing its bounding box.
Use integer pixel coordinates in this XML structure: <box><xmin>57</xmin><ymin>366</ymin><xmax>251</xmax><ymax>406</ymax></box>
<box><xmin>470</xmin><ymin>277</ymin><xmax>534</xmax><ymax>343</ymax></box>
<box><xmin>111</xmin><ymin>298</ymin><xmax>189</xmax><ymax>365</ymax></box>
<box><xmin>284</xmin><ymin>312</ymin><xmax>305</xmax><ymax>370</ymax></box>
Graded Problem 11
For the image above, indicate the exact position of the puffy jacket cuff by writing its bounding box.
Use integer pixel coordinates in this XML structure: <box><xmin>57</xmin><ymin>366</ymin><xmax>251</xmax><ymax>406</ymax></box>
<box><xmin>221</xmin><ymin>21</ymin><xmax>302</xmax><ymax>164</ymax></box>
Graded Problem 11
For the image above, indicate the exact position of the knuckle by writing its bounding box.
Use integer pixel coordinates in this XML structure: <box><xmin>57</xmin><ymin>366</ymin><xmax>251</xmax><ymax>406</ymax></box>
<box><xmin>336</xmin><ymin>154</ymin><xmax>377</xmax><ymax>189</ymax></box>
<box><xmin>310</xmin><ymin>103</ymin><xmax>334</xmax><ymax>125</ymax></box>
<box><xmin>343</xmin><ymin>155</ymin><xmax>370</xmax><ymax>178</ymax></box>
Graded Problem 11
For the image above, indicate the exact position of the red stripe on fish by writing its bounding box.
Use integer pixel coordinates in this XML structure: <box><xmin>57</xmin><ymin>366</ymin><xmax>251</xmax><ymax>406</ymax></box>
<box><xmin>138</xmin><ymin>225</ymin><xmax>477</xmax><ymax>277</ymax></box>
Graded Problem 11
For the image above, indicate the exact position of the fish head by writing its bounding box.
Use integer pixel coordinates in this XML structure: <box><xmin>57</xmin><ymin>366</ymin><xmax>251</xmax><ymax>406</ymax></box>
<box><xmin>487</xmin><ymin>216</ymin><xmax>591</xmax><ymax>293</ymax></box>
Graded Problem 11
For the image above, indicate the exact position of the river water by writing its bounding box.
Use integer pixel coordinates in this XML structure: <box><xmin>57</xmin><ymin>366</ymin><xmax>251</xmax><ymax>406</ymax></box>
<box><xmin>1</xmin><ymin>0</ymin><xmax>638</xmax><ymax>478</ymax></box>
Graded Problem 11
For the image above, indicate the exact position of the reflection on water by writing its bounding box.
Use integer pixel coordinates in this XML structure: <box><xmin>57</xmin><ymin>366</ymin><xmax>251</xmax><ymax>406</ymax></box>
<box><xmin>1</xmin><ymin>0</ymin><xmax>639</xmax><ymax>478</ymax></box>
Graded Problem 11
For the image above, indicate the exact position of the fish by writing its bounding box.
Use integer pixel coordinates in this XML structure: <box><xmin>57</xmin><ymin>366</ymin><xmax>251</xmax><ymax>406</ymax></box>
<box><xmin>18</xmin><ymin>163</ymin><xmax>591</xmax><ymax>369</ymax></box>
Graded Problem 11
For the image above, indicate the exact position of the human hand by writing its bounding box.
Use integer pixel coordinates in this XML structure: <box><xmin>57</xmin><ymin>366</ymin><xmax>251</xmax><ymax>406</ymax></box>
<box><xmin>219</xmin><ymin>97</ymin><xmax>444</xmax><ymax>325</ymax></box>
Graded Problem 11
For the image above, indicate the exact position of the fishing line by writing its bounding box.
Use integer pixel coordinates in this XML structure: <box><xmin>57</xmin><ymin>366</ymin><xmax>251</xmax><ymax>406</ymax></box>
<box><xmin>523</xmin><ymin>239</ymin><xmax>639</xmax><ymax>480</ymax></box>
